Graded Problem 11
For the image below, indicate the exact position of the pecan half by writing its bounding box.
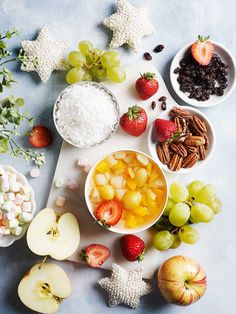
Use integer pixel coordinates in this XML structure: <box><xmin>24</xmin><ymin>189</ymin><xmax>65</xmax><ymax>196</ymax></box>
<box><xmin>169</xmin><ymin>154</ymin><xmax>183</xmax><ymax>171</ymax></box>
<box><xmin>192</xmin><ymin>115</ymin><xmax>207</xmax><ymax>133</ymax></box>
<box><xmin>180</xmin><ymin>118</ymin><xmax>187</xmax><ymax>133</ymax></box>
<box><xmin>169</xmin><ymin>106</ymin><xmax>191</xmax><ymax>119</ymax></box>
<box><xmin>170</xmin><ymin>142</ymin><xmax>187</xmax><ymax>157</ymax></box>
<box><xmin>185</xmin><ymin>146</ymin><xmax>197</xmax><ymax>154</ymax></box>
<box><xmin>204</xmin><ymin>134</ymin><xmax>209</xmax><ymax>150</ymax></box>
<box><xmin>182</xmin><ymin>153</ymin><xmax>199</xmax><ymax>168</ymax></box>
<box><xmin>184</xmin><ymin>136</ymin><xmax>205</xmax><ymax>147</ymax></box>
<box><xmin>198</xmin><ymin>145</ymin><xmax>207</xmax><ymax>160</ymax></box>
<box><xmin>173</xmin><ymin>117</ymin><xmax>182</xmax><ymax>133</ymax></box>
<box><xmin>156</xmin><ymin>143</ymin><xmax>170</xmax><ymax>164</ymax></box>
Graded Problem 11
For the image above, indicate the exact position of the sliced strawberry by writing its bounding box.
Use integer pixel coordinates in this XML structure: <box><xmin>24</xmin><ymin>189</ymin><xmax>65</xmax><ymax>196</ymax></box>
<box><xmin>155</xmin><ymin>119</ymin><xmax>178</xmax><ymax>143</ymax></box>
<box><xmin>191</xmin><ymin>35</ymin><xmax>214</xmax><ymax>66</ymax></box>
<box><xmin>29</xmin><ymin>125</ymin><xmax>52</xmax><ymax>148</ymax></box>
<box><xmin>80</xmin><ymin>244</ymin><xmax>110</xmax><ymax>268</ymax></box>
<box><xmin>95</xmin><ymin>200</ymin><xmax>122</xmax><ymax>228</ymax></box>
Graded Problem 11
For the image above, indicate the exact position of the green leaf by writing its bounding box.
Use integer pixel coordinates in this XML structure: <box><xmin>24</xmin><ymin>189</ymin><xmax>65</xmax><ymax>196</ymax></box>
<box><xmin>16</xmin><ymin>98</ymin><xmax>24</xmax><ymax>107</ymax></box>
<box><xmin>0</xmin><ymin>41</ymin><xmax>7</xmax><ymax>49</ymax></box>
<box><xmin>0</xmin><ymin>137</ymin><xmax>9</xmax><ymax>153</ymax></box>
<box><xmin>28</xmin><ymin>117</ymin><xmax>34</xmax><ymax>126</ymax></box>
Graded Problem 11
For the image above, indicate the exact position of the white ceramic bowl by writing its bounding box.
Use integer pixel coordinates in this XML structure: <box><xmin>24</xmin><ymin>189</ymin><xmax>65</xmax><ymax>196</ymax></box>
<box><xmin>53</xmin><ymin>81</ymin><xmax>120</xmax><ymax>148</ymax></box>
<box><xmin>0</xmin><ymin>165</ymin><xmax>36</xmax><ymax>247</ymax></box>
<box><xmin>148</xmin><ymin>106</ymin><xmax>215</xmax><ymax>174</ymax></box>
<box><xmin>170</xmin><ymin>41</ymin><xmax>236</xmax><ymax>107</ymax></box>
<box><xmin>85</xmin><ymin>149</ymin><xmax>168</xmax><ymax>234</ymax></box>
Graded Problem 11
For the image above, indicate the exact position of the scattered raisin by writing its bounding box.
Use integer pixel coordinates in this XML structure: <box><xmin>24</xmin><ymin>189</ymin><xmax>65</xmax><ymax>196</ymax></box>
<box><xmin>144</xmin><ymin>52</ymin><xmax>152</xmax><ymax>60</ymax></box>
<box><xmin>151</xmin><ymin>101</ymin><xmax>156</xmax><ymax>110</ymax></box>
<box><xmin>154</xmin><ymin>44</ymin><xmax>164</xmax><ymax>53</ymax></box>
<box><xmin>158</xmin><ymin>96</ymin><xmax>167</xmax><ymax>101</ymax></box>
<box><xmin>161</xmin><ymin>101</ymin><xmax>167</xmax><ymax>110</ymax></box>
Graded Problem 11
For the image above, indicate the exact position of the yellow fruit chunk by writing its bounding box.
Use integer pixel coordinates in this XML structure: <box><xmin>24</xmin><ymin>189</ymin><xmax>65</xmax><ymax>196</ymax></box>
<box><xmin>94</xmin><ymin>174</ymin><xmax>107</xmax><ymax>185</ymax></box>
<box><xmin>146</xmin><ymin>162</ymin><xmax>153</xmax><ymax>176</ymax></box>
<box><xmin>141</xmin><ymin>194</ymin><xmax>148</xmax><ymax>206</ymax></box>
<box><xmin>90</xmin><ymin>187</ymin><xmax>101</xmax><ymax>203</ymax></box>
<box><xmin>155</xmin><ymin>188</ymin><xmax>165</xmax><ymax>200</ymax></box>
<box><xmin>112</xmin><ymin>160</ymin><xmax>125</xmax><ymax>171</ymax></box>
<box><xmin>126</xmin><ymin>178</ymin><xmax>137</xmax><ymax>190</ymax></box>
<box><xmin>123</xmin><ymin>154</ymin><xmax>135</xmax><ymax>164</ymax></box>
<box><xmin>99</xmin><ymin>185</ymin><xmax>114</xmax><ymax>200</ymax></box>
<box><xmin>125</xmin><ymin>214</ymin><xmax>137</xmax><ymax>228</ymax></box>
<box><xmin>110</xmin><ymin>176</ymin><xmax>123</xmax><ymax>188</ymax></box>
<box><xmin>136</xmin><ymin>216</ymin><xmax>145</xmax><ymax>225</ymax></box>
<box><xmin>105</xmin><ymin>154</ymin><xmax>118</xmax><ymax>168</ymax></box>
<box><xmin>127</xmin><ymin>167</ymin><xmax>135</xmax><ymax>179</ymax></box>
<box><xmin>132</xmin><ymin>206</ymin><xmax>149</xmax><ymax>217</ymax></box>
<box><xmin>149</xmin><ymin>168</ymin><xmax>160</xmax><ymax>182</ymax></box>
<box><xmin>147</xmin><ymin>190</ymin><xmax>157</xmax><ymax>207</ymax></box>
<box><xmin>123</xmin><ymin>191</ymin><xmax>142</xmax><ymax>209</ymax></box>
<box><xmin>96</xmin><ymin>161</ymin><xmax>110</xmax><ymax>173</ymax></box>
<box><xmin>115</xmin><ymin>189</ymin><xmax>126</xmax><ymax>200</ymax></box>
<box><xmin>114</xmin><ymin>151</ymin><xmax>126</xmax><ymax>159</ymax></box>
<box><xmin>136</xmin><ymin>153</ymin><xmax>149</xmax><ymax>166</ymax></box>
<box><xmin>135</xmin><ymin>168</ymin><xmax>148</xmax><ymax>187</ymax></box>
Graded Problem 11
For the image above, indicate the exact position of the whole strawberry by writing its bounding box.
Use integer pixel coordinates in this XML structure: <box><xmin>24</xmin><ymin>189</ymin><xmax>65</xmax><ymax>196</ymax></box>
<box><xmin>155</xmin><ymin>118</ymin><xmax>178</xmax><ymax>142</ymax></box>
<box><xmin>120</xmin><ymin>105</ymin><xmax>147</xmax><ymax>137</ymax></box>
<box><xmin>120</xmin><ymin>234</ymin><xmax>146</xmax><ymax>262</ymax></box>
<box><xmin>135</xmin><ymin>72</ymin><xmax>159</xmax><ymax>100</ymax></box>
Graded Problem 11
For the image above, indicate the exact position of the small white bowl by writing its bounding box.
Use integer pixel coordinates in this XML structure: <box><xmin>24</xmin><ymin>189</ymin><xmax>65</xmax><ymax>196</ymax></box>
<box><xmin>0</xmin><ymin>165</ymin><xmax>36</xmax><ymax>247</ymax></box>
<box><xmin>170</xmin><ymin>41</ymin><xmax>236</xmax><ymax>107</ymax></box>
<box><xmin>85</xmin><ymin>149</ymin><xmax>168</xmax><ymax>234</ymax></box>
<box><xmin>148</xmin><ymin>106</ymin><xmax>216</xmax><ymax>174</ymax></box>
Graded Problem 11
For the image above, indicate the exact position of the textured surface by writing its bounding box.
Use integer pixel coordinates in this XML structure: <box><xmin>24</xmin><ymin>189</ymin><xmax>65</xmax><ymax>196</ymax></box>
<box><xmin>0</xmin><ymin>0</ymin><xmax>235</xmax><ymax>313</ymax></box>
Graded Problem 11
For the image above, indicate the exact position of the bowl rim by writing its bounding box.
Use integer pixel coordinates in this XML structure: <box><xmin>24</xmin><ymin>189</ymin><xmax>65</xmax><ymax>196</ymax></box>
<box><xmin>53</xmin><ymin>81</ymin><xmax>120</xmax><ymax>148</ymax></box>
<box><xmin>0</xmin><ymin>164</ymin><xmax>36</xmax><ymax>247</ymax></box>
<box><xmin>170</xmin><ymin>40</ymin><xmax>236</xmax><ymax>108</ymax></box>
<box><xmin>84</xmin><ymin>149</ymin><xmax>168</xmax><ymax>234</ymax></box>
<box><xmin>147</xmin><ymin>105</ymin><xmax>216</xmax><ymax>174</ymax></box>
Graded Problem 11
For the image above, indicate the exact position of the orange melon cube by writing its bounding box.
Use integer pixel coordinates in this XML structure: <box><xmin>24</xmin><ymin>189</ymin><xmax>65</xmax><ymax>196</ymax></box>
<box><xmin>96</xmin><ymin>161</ymin><xmax>110</xmax><ymax>173</ymax></box>
<box><xmin>125</xmin><ymin>214</ymin><xmax>137</xmax><ymax>228</ymax></box>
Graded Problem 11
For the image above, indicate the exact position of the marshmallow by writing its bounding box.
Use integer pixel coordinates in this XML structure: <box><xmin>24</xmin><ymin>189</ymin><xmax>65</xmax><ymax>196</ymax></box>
<box><xmin>0</xmin><ymin>167</ymin><xmax>6</xmax><ymax>176</ymax></box>
<box><xmin>2</xmin><ymin>227</ymin><xmax>10</xmax><ymax>235</ymax></box>
<box><xmin>15</xmin><ymin>193</ymin><xmax>25</xmax><ymax>205</ymax></box>
<box><xmin>13</xmin><ymin>205</ymin><xmax>22</xmax><ymax>216</ymax></box>
<box><xmin>2</xmin><ymin>201</ymin><xmax>14</xmax><ymax>213</ymax></box>
<box><xmin>84</xmin><ymin>163</ymin><xmax>92</xmax><ymax>173</ymax></box>
<box><xmin>77</xmin><ymin>158</ymin><xmax>89</xmax><ymax>168</ymax></box>
<box><xmin>20</xmin><ymin>185</ymin><xmax>30</xmax><ymax>194</ymax></box>
<box><xmin>8</xmin><ymin>173</ymin><xmax>16</xmax><ymax>185</ymax></box>
<box><xmin>24</xmin><ymin>193</ymin><xmax>31</xmax><ymax>202</ymax></box>
<box><xmin>11</xmin><ymin>226</ymin><xmax>23</xmax><ymax>236</ymax></box>
<box><xmin>1</xmin><ymin>180</ymin><xmax>9</xmax><ymax>192</ymax></box>
<box><xmin>22</xmin><ymin>202</ymin><xmax>32</xmax><ymax>213</ymax></box>
<box><xmin>55</xmin><ymin>178</ymin><xmax>64</xmax><ymax>188</ymax></box>
<box><xmin>3</xmin><ymin>212</ymin><xmax>15</xmax><ymax>221</ymax></box>
<box><xmin>19</xmin><ymin>212</ymin><xmax>32</xmax><ymax>223</ymax></box>
<box><xmin>0</xmin><ymin>193</ymin><xmax>4</xmax><ymax>204</ymax></box>
<box><xmin>5</xmin><ymin>219</ymin><xmax>19</xmax><ymax>228</ymax></box>
<box><xmin>4</xmin><ymin>192</ymin><xmax>15</xmax><ymax>201</ymax></box>
<box><xmin>9</xmin><ymin>182</ymin><xmax>20</xmax><ymax>192</ymax></box>
<box><xmin>30</xmin><ymin>168</ymin><xmax>40</xmax><ymax>178</ymax></box>
<box><xmin>68</xmin><ymin>179</ymin><xmax>79</xmax><ymax>190</ymax></box>
<box><xmin>55</xmin><ymin>196</ymin><xmax>66</xmax><ymax>207</ymax></box>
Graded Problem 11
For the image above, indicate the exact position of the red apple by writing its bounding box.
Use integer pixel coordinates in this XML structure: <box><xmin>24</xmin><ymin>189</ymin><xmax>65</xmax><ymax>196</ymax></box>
<box><xmin>158</xmin><ymin>255</ymin><xmax>207</xmax><ymax>305</ymax></box>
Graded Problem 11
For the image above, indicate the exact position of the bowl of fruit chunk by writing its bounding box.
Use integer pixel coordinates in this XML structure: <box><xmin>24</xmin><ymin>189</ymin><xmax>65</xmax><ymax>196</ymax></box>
<box><xmin>85</xmin><ymin>150</ymin><xmax>168</xmax><ymax>234</ymax></box>
<box><xmin>170</xmin><ymin>36</ymin><xmax>236</xmax><ymax>107</ymax></box>
<box><xmin>148</xmin><ymin>106</ymin><xmax>215</xmax><ymax>174</ymax></box>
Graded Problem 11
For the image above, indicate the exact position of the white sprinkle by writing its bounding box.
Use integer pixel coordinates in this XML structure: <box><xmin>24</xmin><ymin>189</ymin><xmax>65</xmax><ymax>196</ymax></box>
<box><xmin>30</xmin><ymin>168</ymin><xmax>40</xmax><ymax>178</ymax></box>
<box><xmin>55</xmin><ymin>84</ymin><xmax>118</xmax><ymax>147</ymax></box>
<box><xmin>55</xmin><ymin>178</ymin><xmax>64</xmax><ymax>188</ymax></box>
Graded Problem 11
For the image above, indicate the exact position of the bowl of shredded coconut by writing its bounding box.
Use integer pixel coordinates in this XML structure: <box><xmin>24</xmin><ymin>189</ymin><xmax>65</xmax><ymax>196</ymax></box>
<box><xmin>53</xmin><ymin>82</ymin><xmax>120</xmax><ymax>147</ymax></box>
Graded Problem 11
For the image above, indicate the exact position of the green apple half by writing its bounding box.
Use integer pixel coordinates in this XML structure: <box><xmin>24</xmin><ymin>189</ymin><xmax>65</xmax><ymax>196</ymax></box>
<box><xmin>18</xmin><ymin>263</ymin><xmax>71</xmax><ymax>314</ymax></box>
<box><xmin>158</xmin><ymin>255</ymin><xmax>207</xmax><ymax>305</ymax></box>
<box><xmin>27</xmin><ymin>208</ymin><xmax>80</xmax><ymax>260</ymax></box>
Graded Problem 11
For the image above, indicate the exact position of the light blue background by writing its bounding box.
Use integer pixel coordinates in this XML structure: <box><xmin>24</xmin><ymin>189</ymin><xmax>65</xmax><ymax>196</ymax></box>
<box><xmin>0</xmin><ymin>0</ymin><xmax>236</xmax><ymax>313</ymax></box>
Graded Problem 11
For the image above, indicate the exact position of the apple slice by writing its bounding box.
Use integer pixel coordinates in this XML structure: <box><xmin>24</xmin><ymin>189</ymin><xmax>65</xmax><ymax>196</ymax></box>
<box><xmin>27</xmin><ymin>208</ymin><xmax>80</xmax><ymax>260</ymax></box>
<box><xmin>18</xmin><ymin>263</ymin><xmax>71</xmax><ymax>314</ymax></box>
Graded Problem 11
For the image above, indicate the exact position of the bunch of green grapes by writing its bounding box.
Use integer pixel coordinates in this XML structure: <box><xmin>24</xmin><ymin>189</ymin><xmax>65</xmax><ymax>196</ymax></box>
<box><xmin>152</xmin><ymin>180</ymin><xmax>222</xmax><ymax>251</ymax></box>
<box><xmin>66</xmin><ymin>40</ymin><xmax>126</xmax><ymax>84</ymax></box>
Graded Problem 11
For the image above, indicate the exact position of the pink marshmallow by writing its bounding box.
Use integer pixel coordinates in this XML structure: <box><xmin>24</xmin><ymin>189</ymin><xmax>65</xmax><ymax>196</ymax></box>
<box><xmin>77</xmin><ymin>158</ymin><xmax>89</xmax><ymax>168</ymax></box>
<box><xmin>15</xmin><ymin>193</ymin><xmax>25</xmax><ymax>205</ymax></box>
<box><xmin>30</xmin><ymin>168</ymin><xmax>40</xmax><ymax>178</ymax></box>
<box><xmin>22</xmin><ymin>202</ymin><xmax>32</xmax><ymax>213</ymax></box>
<box><xmin>55</xmin><ymin>196</ymin><xmax>66</xmax><ymax>207</ymax></box>
<box><xmin>68</xmin><ymin>179</ymin><xmax>79</xmax><ymax>190</ymax></box>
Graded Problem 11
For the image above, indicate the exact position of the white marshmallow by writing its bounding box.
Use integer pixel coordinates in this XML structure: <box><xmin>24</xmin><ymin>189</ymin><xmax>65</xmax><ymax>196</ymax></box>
<box><xmin>55</xmin><ymin>178</ymin><xmax>64</xmax><ymax>188</ymax></box>
<box><xmin>24</xmin><ymin>193</ymin><xmax>31</xmax><ymax>202</ymax></box>
<box><xmin>1</xmin><ymin>180</ymin><xmax>9</xmax><ymax>192</ymax></box>
<box><xmin>0</xmin><ymin>167</ymin><xmax>6</xmax><ymax>176</ymax></box>
<box><xmin>3</xmin><ymin>212</ymin><xmax>15</xmax><ymax>221</ymax></box>
<box><xmin>4</xmin><ymin>192</ymin><xmax>15</xmax><ymax>201</ymax></box>
<box><xmin>0</xmin><ymin>193</ymin><xmax>4</xmax><ymax>204</ymax></box>
<box><xmin>5</xmin><ymin>219</ymin><xmax>19</xmax><ymax>228</ymax></box>
<box><xmin>55</xmin><ymin>196</ymin><xmax>66</xmax><ymax>207</ymax></box>
<box><xmin>30</xmin><ymin>168</ymin><xmax>40</xmax><ymax>178</ymax></box>
<box><xmin>19</xmin><ymin>212</ymin><xmax>32</xmax><ymax>223</ymax></box>
<box><xmin>15</xmin><ymin>193</ymin><xmax>25</xmax><ymax>205</ymax></box>
<box><xmin>22</xmin><ymin>202</ymin><xmax>32</xmax><ymax>213</ymax></box>
<box><xmin>2</xmin><ymin>227</ymin><xmax>10</xmax><ymax>235</ymax></box>
<box><xmin>20</xmin><ymin>185</ymin><xmax>30</xmax><ymax>194</ymax></box>
<box><xmin>9</xmin><ymin>182</ymin><xmax>20</xmax><ymax>192</ymax></box>
<box><xmin>2</xmin><ymin>201</ymin><xmax>14</xmax><ymax>213</ymax></box>
<box><xmin>13</xmin><ymin>205</ymin><xmax>22</xmax><ymax>216</ymax></box>
<box><xmin>11</xmin><ymin>226</ymin><xmax>23</xmax><ymax>236</ymax></box>
<box><xmin>84</xmin><ymin>163</ymin><xmax>92</xmax><ymax>173</ymax></box>
<box><xmin>77</xmin><ymin>158</ymin><xmax>89</xmax><ymax>168</ymax></box>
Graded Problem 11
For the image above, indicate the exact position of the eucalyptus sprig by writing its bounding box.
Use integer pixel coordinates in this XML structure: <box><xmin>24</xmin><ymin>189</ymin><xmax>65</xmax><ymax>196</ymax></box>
<box><xmin>0</xmin><ymin>96</ymin><xmax>45</xmax><ymax>166</ymax></box>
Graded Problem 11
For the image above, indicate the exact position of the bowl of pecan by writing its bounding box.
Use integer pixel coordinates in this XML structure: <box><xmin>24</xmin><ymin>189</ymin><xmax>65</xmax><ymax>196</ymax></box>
<box><xmin>170</xmin><ymin>38</ymin><xmax>236</xmax><ymax>107</ymax></box>
<box><xmin>148</xmin><ymin>106</ymin><xmax>215</xmax><ymax>174</ymax></box>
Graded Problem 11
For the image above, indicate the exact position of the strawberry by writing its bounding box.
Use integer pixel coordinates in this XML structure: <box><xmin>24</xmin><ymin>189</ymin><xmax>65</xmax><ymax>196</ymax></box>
<box><xmin>120</xmin><ymin>105</ymin><xmax>147</xmax><ymax>137</ymax></box>
<box><xmin>120</xmin><ymin>234</ymin><xmax>146</xmax><ymax>262</ymax></box>
<box><xmin>95</xmin><ymin>200</ymin><xmax>122</xmax><ymax>228</ymax></box>
<box><xmin>29</xmin><ymin>125</ymin><xmax>52</xmax><ymax>148</ymax></box>
<box><xmin>135</xmin><ymin>72</ymin><xmax>159</xmax><ymax>100</ymax></box>
<box><xmin>191</xmin><ymin>35</ymin><xmax>214</xmax><ymax>66</ymax></box>
<box><xmin>80</xmin><ymin>244</ymin><xmax>110</xmax><ymax>268</ymax></box>
<box><xmin>155</xmin><ymin>119</ymin><xmax>178</xmax><ymax>142</ymax></box>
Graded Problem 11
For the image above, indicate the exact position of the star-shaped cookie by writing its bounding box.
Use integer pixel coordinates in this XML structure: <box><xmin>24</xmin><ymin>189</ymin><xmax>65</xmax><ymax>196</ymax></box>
<box><xmin>98</xmin><ymin>263</ymin><xmax>152</xmax><ymax>308</ymax></box>
<box><xmin>21</xmin><ymin>26</ymin><xmax>68</xmax><ymax>82</ymax></box>
<box><xmin>103</xmin><ymin>0</ymin><xmax>155</xmax><ymax>52</ymax></box>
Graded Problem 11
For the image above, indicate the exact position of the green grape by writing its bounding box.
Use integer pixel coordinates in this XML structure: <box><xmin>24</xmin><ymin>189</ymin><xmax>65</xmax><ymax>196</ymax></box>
<box><xmin>100</xmin><ymin>51</ymin><xmax>121</xmax><ymax>68</ymax></box>
<box><xmin>207</xmin><ymin>197</ymin><xmax>222</xmax><ymax>214</ymax></box>
<box><xmin>169</xmin><ymin>203</ymin><xmax>190</xmax><ymax>227</ymax></box>
<box><xmin>195</xmin><ymin>184</ymin><xmax>216</xmax><ymax>204</ymax></box>
<box><xmin>68</xmin><ymin>51</ymin><xmax>86</xmax><ymax>67</ymax></box>
<box><xmin>170</xmin><ymin>181</ymin><xmax>189</xmax><ymax>203</ymax></box>
<box><xmin>78</xmin><ymin>40</ymin><xmax>93</xmax><ymax>56</ymax></box>
<box><xmin>83</xmin><ymin>71</ymin><xmax>92</xmax><ymax>81</ymax></box>
<box><xmin>153</xmin><ymin>230</ymin><xmax>174</xmax><ymax>251</ymax></box>
<box><xmin>66</xmin><ymin>67</ymin><xmax>85</xmax><ymax>84</ymax></box>
<box><xmin>89</xmin><ymin>48</ymin><xmax>104</xmax><ymax>62</ymax></box>
<box><xmin>178</xmin><ymin>225</ymin><xmax>199</xmax><ymax>244</ymax></box>
<box><xmin>188</xmin><ymin>180</ymin><xmax>205</xmax><ymax>199</ymax></box>
<box><xmin>190</xmin><ymin>203</ymin><xmax>214</xmax><ymax>223</ymax></box>
<box><xmin>163</xmin><ymin>197</ymin><xmax>176</xmax><ymax>216</ymax></box>
<box><xmin>170</xmin><ymin>233</ymin><xmax>182</xmax><ymax>249</ymax></box>
<box><xmin>107</xmin><ymin>67</ymin><xmax>126</xmax><ymax>83</ymax></box>
<box><xmin>91</xmin><ymin>65</ymin><xmax>107</xmax><ymax>81</ymax></box>
<box><xmin>153</xmin><ymin>216</ymin><xmax>171</xmax><ymax>231</ymax></box>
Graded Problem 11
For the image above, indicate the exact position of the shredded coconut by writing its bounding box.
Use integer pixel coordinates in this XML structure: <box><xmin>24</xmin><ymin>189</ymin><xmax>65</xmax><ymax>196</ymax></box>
<box><xmin>55</xmin><ymin>84</ymin><xmax>119</xmax><ymax>147</ymax></box>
